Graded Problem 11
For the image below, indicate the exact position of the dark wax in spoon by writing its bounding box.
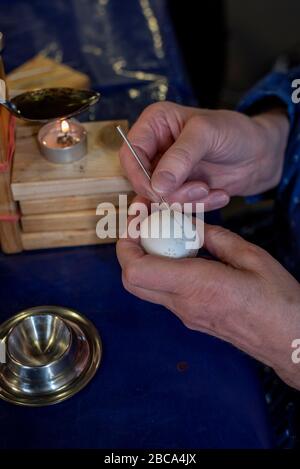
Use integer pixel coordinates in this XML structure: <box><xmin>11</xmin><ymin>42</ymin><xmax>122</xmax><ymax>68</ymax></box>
<box><xmin>11</xmin><ymin>87</ymin><xmax>100</xmax><ymax>121</ymax></box>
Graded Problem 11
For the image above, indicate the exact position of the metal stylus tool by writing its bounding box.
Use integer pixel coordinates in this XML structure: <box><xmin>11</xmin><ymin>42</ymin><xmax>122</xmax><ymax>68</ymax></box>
<box><xmin>116</xmin><ymin>125</ymin><xmax>169</xmax><ymax>209</ymax></box>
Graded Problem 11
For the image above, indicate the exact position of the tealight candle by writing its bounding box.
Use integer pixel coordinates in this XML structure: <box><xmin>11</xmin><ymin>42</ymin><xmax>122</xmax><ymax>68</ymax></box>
<box><xmin>37</xmin><ymin>118</ymin><xmax>87</xmax><ymax>164</ymax></box>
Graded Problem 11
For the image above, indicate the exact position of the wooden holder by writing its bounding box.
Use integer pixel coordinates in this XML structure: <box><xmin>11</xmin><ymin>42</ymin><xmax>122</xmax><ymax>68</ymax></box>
<box><xmin>10</xmin><ymin>119</ymin><xmax>133</xmax><ymax>251</ymax></box>
<box><xmin>0</xmin><ymin>53</ymin><xmax>112</xmax><ymax>254</ymax></box>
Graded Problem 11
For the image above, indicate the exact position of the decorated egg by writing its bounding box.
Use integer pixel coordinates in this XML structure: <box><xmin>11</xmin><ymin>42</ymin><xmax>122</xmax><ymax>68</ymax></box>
<box><xmin>140</xmin><ymin>210</ymin><xmax>201</xmax><ymax>259</ymax></box>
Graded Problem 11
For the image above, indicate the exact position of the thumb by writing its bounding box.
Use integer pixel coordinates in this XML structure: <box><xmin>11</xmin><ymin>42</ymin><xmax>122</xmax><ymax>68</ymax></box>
<box><xmin>204</xmin><ymin>224</ymin><xmax>261</xmax><ymax>271</ymax></box>
<box><xmin>151</xmin><ymin>115</ymin><xmax>211</xmax><ymax>195</ymax></box>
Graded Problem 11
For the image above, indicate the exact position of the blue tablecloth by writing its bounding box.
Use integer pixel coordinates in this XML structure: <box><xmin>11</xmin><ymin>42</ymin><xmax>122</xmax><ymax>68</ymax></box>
<box><xmin>0</xmin><ymin>245</ymin><xmax>273</xmax><ymax>448</ymax></box>
<box><xmin>0</xmin><ymin>0</ymin><xmax>274</xmax><ymax>448</ymax></box>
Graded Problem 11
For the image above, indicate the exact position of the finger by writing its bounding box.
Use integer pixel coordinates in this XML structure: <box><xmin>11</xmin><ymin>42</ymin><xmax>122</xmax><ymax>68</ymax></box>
<box><xmin>129</xmin><ymin>188</ymin><xmax>229</xmax><ymax>213</ymax></box>
<box><xmin>117</xmin><ymin>195</ymin><xmax>148</xmax><ymax>257</ymax></box>
<box><xmin>164</xmin><ymin>180</ymin><xmax>209</xmax><ymax>202</ymax></box>
<box><xmin>116</xmin><ymin>237</ymin><xmax>145</xmax><ymax>270</ymax></box>
<box><xmin>119</xmin><ymin>102</ymin><xmax>195</xmax><ymax>199</ymax></box>
<box><xmin>122</xmin><ymin>273</ymin><xmax>173</xmax><ymax>307</ymax></box>
<box><xmin>118</xmin><ymin>194</ymin><xmax>150</xmax><ymax>239</ymax></box>
<box><xmin>203</xmin><ymin>224</ymin><xmax>263</xmax><ymax>270</ymax></box>
<box><xmin>118</xmin><ymin>237</ymin><xmax>212</xmax><ymax>293</ymax></box>
<box><xmin>119</xmin><ymin>105</ymin><xmax>175</xmax><ymax>199</ymax></box>
<box><xmin>197</xmin><ymin>190</ymin><xmax>230</xmax><ymax>211</ymax></box>
<box><xmin>151</xmin><ymin>115</ymin><xmax>212</xmax><ymax>194</ymax></box>
<box><xmin>128</xmin><ymin>194</ymin><xmax>151</xmax><ymax>215</ymax></box>
<box><xmin>165</xmin><ymin>184</ymin><xmax>230</xmax><ymax>211</ymax></box>
<box><xmin>117</xmin><ymin>236</ymin><xmax>174</xmax><ymax>292</ymax></box>
<box><xmin>117</xmin><ymin>235</ymin><xmax>181</xmax><ymax>293</ymax></box>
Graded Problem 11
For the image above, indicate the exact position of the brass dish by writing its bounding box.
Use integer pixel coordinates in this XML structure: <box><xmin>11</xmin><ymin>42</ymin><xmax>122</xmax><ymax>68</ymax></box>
<box><xmin>0</xmin><ymin>306</ymin><xmax>102</xmax><ymax>406</ymax></box>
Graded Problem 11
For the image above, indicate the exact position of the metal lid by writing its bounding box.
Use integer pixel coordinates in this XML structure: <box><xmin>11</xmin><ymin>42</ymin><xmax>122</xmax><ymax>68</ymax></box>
<box><xmin>0</xmin><ymin>32</ymin><xmax>4</xmax><ymax>53</ymax></box>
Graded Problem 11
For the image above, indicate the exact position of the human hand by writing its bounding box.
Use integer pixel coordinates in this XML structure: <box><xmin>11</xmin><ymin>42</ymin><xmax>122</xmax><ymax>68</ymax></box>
<box><xmin>119</xmin><ymin>102</ymin><xmax>289</xmax><ymax>210</ymax></box>
<box><xmin>117</xmin><ymin>220</ymin><xmax>300</xmax><ymax>390</ymax></box>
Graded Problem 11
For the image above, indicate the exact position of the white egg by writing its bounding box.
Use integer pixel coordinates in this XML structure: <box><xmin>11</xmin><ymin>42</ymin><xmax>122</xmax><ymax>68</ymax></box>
<box><xmin>140</xmin><ymin>210</ymin><xmax>200</xmax><ymax>259</ymax></box>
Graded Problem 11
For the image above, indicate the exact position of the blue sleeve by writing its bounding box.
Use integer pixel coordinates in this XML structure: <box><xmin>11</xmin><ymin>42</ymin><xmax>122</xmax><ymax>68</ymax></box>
<box><xmin>237</xmin><ymin>66</ymin><xmax>300</xmax><ymax>125</ymax></box>
<box><xmin>237</xmin><ymin>67</ymin><xmax>300</xmax><ymax>201</ymax></box>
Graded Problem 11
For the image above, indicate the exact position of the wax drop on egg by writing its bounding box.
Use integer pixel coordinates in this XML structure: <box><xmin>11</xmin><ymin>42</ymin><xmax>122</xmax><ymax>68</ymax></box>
<box><xmin>140</xmin><ymin>210</ymin><xmax>200</xmax><ymax>259</ymax></box>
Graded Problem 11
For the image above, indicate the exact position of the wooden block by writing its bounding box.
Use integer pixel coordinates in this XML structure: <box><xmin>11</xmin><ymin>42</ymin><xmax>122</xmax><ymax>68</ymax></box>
<box><xmin>7</xmin><ymin>55</ymin><xmax>90</xmax><ymax>94</ymax></box>
<box><xmin>11</xmin><ymin>120</ymin><xmax>132</xmax><ymax>201</ymax></box>
<box><xmin>20</xmin><ymin>191</ymin><xmax>135</xmax><ymax>215</ymax></box>
<box><xmin>21</xmin><ymin>209</ymin><xmax>98</xmax><ymax>232</ymax></box>
<box><xmin>21</xmin><ymin>207</ymin><xmax>128</xmax><ymax>233</ymax></box>
<box><xmin>21</xmin><ymin>230</ymin><xmax>115</xmax><ymax>250</ymax></box>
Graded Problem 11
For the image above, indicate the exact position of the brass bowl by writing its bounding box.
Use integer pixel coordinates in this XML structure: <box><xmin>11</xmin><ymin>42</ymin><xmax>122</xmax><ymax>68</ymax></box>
<box><xmin>0</xmin><ymin>306</ymin><xmax>102</xmax><ymax>406</ymax></box>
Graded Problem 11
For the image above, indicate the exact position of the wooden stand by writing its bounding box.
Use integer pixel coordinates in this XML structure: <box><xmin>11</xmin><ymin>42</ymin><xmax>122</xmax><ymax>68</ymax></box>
<box><xmin>0</xmin><ymin>54</ymin><xmax>130</xmax><ymax>253</ymax></box>
<box><xmin>10</xmin><ymin>119</ymin><xmax>133</xmax><ymax>251</ymax></box>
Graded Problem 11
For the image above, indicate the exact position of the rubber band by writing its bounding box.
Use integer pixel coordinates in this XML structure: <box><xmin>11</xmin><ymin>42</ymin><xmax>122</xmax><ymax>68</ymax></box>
<box><xmin>0</xmin><ymin>161</ymin><xmax>9</xmax><ymax>172</ymax></box>
<box><xmin>0</xmin><ymin>213</ymin><xmax>20</xmax><ymax>222</ymax></box>
<box><xmin>0</xmin><ymin>116</ymin><xmax>19</xmax><ymax>223</ymax></box>
<box><xmin>0</xmin><ymin>115</ymin><xmax>15</xmax><ymax>173</ymax></box>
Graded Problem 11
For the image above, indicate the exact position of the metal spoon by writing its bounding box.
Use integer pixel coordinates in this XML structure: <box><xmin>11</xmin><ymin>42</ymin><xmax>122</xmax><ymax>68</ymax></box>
<box><xmin>0</xmin><ymin>79</ymin><xmax>100</xmax><ymax>122</ymax></box>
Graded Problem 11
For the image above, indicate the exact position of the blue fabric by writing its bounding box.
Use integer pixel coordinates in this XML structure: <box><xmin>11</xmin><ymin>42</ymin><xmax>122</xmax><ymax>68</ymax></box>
<box><xmin>0</xmin><ymin>245</ymin><xmax>273</xmax><ymax>448</ymax></box>
<box><xmin>0</xmin><ymin>0</ymin><xmax>197</xmax><ymax>124</ymax></box>
<box><xmin>238</xmin><ymin>67</ymin><xmax>300</xmax><ymax>278</ymax></box>
<box><xmin>0</xmin><ymin>0</ymin><xmax>274</xmax><ymax>448</ymax></box>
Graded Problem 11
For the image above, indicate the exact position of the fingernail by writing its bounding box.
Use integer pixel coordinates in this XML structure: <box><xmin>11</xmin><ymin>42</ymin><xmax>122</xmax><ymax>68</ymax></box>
<box><xmin>213</xmin><ymin>193</ymin><xmax>230</xmax><ymax>205</ymax></box>
<box><xmin>187</xmin><ymin>186</ymin><xmax>209</xmax><ymax>200</ymax></box>
<box><xmin>152</xmin><ymin>171</ymin><xmax>176</xmax><ymax>193</ymax></box>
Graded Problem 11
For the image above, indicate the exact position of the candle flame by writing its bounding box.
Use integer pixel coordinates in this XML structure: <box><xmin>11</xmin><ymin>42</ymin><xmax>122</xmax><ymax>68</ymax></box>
<box><xmin>61</xmin><ymin>120</ymin><xmax>69</xmax><ymax>134</ymax></box>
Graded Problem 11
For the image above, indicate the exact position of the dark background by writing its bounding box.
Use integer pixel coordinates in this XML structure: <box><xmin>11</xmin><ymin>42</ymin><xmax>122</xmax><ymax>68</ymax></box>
<box><xmin>169</xmin><ymin>0</ymin><xmax>300</xmax><ymax>108</ymax></box>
